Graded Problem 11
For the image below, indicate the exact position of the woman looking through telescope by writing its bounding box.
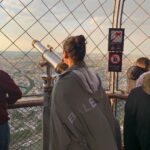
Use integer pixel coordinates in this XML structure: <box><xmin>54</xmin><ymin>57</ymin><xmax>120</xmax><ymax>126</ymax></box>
<box><xmin>49</xmin><ymin>35</ymin><xmax>121</xmax><ymax>150</ymax></box>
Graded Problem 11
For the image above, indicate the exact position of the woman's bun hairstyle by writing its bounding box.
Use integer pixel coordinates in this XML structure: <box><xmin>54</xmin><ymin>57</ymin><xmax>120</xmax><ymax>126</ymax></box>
<box><xmin>63</xmin><ymin>35</ymin><xmax>86</xmax><ymax>62</ymax></box>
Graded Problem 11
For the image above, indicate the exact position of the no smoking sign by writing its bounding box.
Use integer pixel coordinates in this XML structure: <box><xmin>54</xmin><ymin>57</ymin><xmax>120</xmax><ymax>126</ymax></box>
<box><xmin>110</xmin><ymin>54</ymin><xmax>121</xmax><ymax>64</ymax></box>
<box><xmin>108</xmin><ymin>52</ymin><xmax>122</xmax><ymax>72</ymax></box>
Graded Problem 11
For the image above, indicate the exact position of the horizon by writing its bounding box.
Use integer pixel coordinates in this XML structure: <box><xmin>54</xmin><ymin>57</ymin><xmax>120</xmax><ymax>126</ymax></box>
<box><xmin>0</xmin><ymin>0</ymin><xmax>149</xmax><ymax>56</ymax></box>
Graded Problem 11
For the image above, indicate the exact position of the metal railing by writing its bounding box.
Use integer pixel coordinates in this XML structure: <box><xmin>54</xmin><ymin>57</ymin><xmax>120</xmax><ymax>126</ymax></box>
<box><xmin>8</xmin><ymin>97</ymin><xmax>43</xmax><ymax>150</ymax></box>
<box><xmin>8</xmin><ymin>93</ymin><xmax>127</xmax><ymax>150</ymax></box>
<box><xmin>0</xmin><ymin>0</ymin><xmax>149</xmax><ymax>149</ymax></box>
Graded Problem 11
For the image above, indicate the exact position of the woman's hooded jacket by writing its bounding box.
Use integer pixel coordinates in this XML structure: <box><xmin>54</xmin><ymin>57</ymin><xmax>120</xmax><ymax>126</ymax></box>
<box><xmin>49</xmin><ymin>65</ymin><xmax>121</xmax><ymax>150</ymax></box>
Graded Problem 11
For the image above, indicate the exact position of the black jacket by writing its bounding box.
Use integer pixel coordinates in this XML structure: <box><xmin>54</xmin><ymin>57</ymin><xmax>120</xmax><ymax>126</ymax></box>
<box><xmin>124</xmin><ymin>86</ymin><xmax>150</xmax><ymax>150</ymax></box>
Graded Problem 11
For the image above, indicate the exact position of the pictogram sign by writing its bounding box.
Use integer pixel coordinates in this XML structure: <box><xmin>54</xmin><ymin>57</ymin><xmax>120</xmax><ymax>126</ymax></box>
<box><xmin>110</xmin><ymin>54</ymin><xmax>121</xmax><ymax>64</ymax></box>
<box><xmin>108</xmin><ymin>52</ymin><xmax>122</xmax><ymax>72</ymax></box>
<box><xmin>108</xmin><ymin>28</ymin><xmax>124</xmax><ymax>51</ymax></box>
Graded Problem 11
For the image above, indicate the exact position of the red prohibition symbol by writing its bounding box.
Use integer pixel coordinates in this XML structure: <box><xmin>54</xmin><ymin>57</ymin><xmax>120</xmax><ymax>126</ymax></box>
<box><xmin>110</xmin><ymin>54</ymin><xmax>121</xmax><ymax>64</ymax></box>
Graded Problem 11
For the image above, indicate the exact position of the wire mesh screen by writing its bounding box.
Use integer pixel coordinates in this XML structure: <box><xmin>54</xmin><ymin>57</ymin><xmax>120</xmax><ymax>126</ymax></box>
<box><xmin>0</xmin><ymin>0</ymin><xmax>149</xmax><ymax>94</ymax></box>
<box><xmin>0</xmin><ymin>0</ymin><xmax>150</xmax><ymax>149</ymax></box>
<box><xmin>0</xmin><ymin>0</ymin><xmax>115</xmax><ymax>95</ymax></box>
<box><xmin>118</xmin><ymin>0</ymin><xmax>150</xmax><ymax>91</ymax></box>
<box><xmin>8</xmin><ymin>106</ymin><xmax>42</xmax><ymax>150</ymax></box>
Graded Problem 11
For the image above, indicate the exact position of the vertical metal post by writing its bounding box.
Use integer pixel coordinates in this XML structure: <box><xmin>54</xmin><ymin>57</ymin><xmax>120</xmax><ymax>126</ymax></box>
<box><xmin>110</xmin><ymin>0</ymin><xmax>123</xmax><ymax>112</ymax></box>
<box><xmin>110</xmin><ymin>72</ymin><xmax>116</xmax><ymax>94</ymax></box>
<box><xmin>116</xmin><ymin>0</ymin><xmax>121</xmax><ymax>28</ymax></box>
<box><xmin>42</xmin><ymin>64</ymin><xmax>52</xmax><ymax>150</ymax></box>
<box><xmin>110</xmin><ymin>72</ymin><xmax>116</xmax><ymax>112</ymax></box>
<box><xmin>115</xmin><ymin>0</ymin><xmax>121</xmax><ymax>95</ymax></box>
<box><xmin>110</xmin><ymin>0</ymin><xmax>123</xmax><ymax>94</ymax></box>
<box><xmin>110</xmin><ymin>0</ymin><xmax>117</xmax><ymax>94</ymax></box>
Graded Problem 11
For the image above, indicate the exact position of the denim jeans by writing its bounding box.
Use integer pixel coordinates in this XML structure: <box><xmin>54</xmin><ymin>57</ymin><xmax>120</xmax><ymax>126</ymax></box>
<box><xmin>0</xmin><ymin>122</ymin><xmax>10</xmax><ymax>150</ymax></box>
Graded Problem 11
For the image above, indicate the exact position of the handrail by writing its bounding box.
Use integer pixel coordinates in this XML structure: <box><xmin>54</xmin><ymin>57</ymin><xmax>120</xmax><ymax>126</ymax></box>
<box><xmin>8</xmin><ymin>97</ymin><xmax>43</xmax><ymax>109</ymax></box>
<box><xmin>8</xmin><ymin>92</ymin><xmax>128</xmax><ymax>109</ymax></box>
<box><xmin>107</xmin><ymin>92</ymin><xmax>128</xmax><ymax>100</ymax></box>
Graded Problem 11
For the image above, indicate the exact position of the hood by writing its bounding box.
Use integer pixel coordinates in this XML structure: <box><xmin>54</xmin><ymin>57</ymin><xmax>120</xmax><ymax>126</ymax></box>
<box><xmin>142</xmin><ymin>73</ymin><xmax>150</xmax><ymax>95</ymax></box>
<box><xmin>72</xmin><ymin>67</ymin><xmax>100</xmax><ymax>94</ymax></box>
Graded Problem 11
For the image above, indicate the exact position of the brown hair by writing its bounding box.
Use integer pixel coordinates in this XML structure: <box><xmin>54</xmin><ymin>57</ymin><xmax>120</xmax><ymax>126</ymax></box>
<box><xmin>135</xmin><ymin>57</ymin><xmax>150</xmax><ymax>71</ymax></box>
<box><xmin>63</xmin><ymin>35</ymin><xmax>86</xmax><ymax>63</ymax></box>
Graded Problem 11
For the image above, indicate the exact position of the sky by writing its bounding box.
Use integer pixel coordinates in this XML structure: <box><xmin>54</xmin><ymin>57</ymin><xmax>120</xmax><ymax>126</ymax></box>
<box><xmin>0</xmin><ymin>0</ymin><xmax>149</xmax><ymax>57</ymax></box>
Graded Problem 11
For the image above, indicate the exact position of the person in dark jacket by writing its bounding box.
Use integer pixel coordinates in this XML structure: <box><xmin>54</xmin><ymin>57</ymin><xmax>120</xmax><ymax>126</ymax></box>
<box><xmin>127</xmin><ymin>57</ymin><xmax>150</xmax><ymax>93</ymax></box>
<box><xmin>49</xmin><ymin>35</ymin><xmax>121</xmax><ymax>150</ymax></box>
<box><xmin>0</xmin><ymin>70</ymin><xmax>22</xmax><ymax>150</ymax></box>
<box><xmin>124</xmin><ymin>73</ymin><xmax>150</xmax><ymax>150</ymax></box>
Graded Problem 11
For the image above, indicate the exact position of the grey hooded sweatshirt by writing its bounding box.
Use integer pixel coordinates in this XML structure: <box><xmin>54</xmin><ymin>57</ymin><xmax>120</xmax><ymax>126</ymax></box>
<box><xmin>49</xmin><ymin>64</ymin><xmax>121</xmax><ymax>150</ymax></box>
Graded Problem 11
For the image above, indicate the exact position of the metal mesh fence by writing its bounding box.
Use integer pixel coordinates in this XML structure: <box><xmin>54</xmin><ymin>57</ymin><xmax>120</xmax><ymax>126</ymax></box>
<box><xmin>0</xmin><ymin>0</ymin><xmax>115</xmax><ymax>95</ymax></box>
<box><xmin>8</xmin><ymin>106</ymin><xmax>42</xmax><ymax>150</ymax></box>
<box><xmin>115</xmin><ymin>99</ymin><xmax>126</xmax><ymax>142</ymax></box>
<box><xmin>0</xmin><ymin>0</ymin><xmax>149</xmax><ymax>94</ymax></box>
<box><xmin>118</xmin><ymin>0</ymin><xmax>150</xmax><ymax>91</ymax></box>
<box><xmin>0</xmin><ymin>0</ymin><xmax>150</xmax><ymax>149</ymax></box>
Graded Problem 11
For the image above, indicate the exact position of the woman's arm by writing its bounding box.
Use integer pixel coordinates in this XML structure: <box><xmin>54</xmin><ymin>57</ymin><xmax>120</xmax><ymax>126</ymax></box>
<box><xmin>0</xmin><ymin>70</ymin><xmax>22</xmax><ymax>104</ymax></box>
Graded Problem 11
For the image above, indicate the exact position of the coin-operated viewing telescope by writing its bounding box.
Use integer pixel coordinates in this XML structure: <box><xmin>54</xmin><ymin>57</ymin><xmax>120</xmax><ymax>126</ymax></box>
<box><xmin>32</xmin><ymin>40</ymin><xmax>68</xmax><ymax>73</ymax></box>
<box><xmin>32</xmin><ymin>40</ymin><xmax>69</xmax><ymax>150</ymax></box>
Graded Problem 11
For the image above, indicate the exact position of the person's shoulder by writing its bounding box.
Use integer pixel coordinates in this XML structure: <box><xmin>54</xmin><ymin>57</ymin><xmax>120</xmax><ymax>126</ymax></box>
<box><xmin>0</xmin><ymin>70</ymin><xmax>10</xmax><ymax>78</ymax></box>
<box><xmin>0</xmin><ymin>70</ymin><xmax>8</xmax><ymax>74</ymax></box>
<box><xmin>53</xmin><ymin>70</ymin><xmax>79</xmax><ymax>95</ymax></box>
<box><xmin>59</xmin><ymin>70</ymin><xmax>73</xmax><ymax>79</ymax></box>
<box><xmin>136</xmin><ymin>71</ymin><xmax>150</xmax><ymax>87</ymax></box>
<box><xmin>141</xmin><ymin>70</ymin><xmax>150</xmax><ymax>77</ymax></box>
<box><xmin>56</xmin><ymin>70</ymin><xmax>76</xmax><ymax>85</ymax></box>
<box><xmin>131</xmin><ymin>86</ymin><xmax>141</xmax><ymax>92</ymax></box>
<box><xmin>129</xmin><ymin>86</ymin><xmax>142</xmax><ymax>98</ymax></box>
